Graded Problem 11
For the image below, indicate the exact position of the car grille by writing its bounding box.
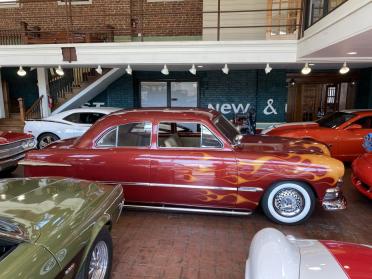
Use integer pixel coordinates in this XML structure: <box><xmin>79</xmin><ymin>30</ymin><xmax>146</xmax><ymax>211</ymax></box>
<box><xmin>0</xmin><ymin>140</ymin><xmax>28</xmax><ymax>160</ymax></box>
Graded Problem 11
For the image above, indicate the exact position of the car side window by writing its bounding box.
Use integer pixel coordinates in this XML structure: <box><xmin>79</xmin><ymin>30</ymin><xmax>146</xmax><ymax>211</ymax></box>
<box><xmin>158</xmin><ymin>122</ymin><xmax>222</xmax><ymax>148</ymax></box>
<box><xmin>64</xmin><ymin>113</ymin><xmax>105</xmax><ymax>124</ymax></box>
<box><xmin>353</xmin><ymin>117</ymin><xmax>372</xmax><ymax>129</ymax></box>
<box><xmin>97</xmin><ymin>122</ymin><xmax>152</xmax><ymax>148</ymax></box>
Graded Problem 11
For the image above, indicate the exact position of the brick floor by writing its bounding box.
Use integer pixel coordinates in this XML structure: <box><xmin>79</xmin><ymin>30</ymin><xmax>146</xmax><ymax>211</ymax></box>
<box><xmin>11</xmin><ymin>167</ymin><xmax>372</xmax><ymax>279</ymax></box>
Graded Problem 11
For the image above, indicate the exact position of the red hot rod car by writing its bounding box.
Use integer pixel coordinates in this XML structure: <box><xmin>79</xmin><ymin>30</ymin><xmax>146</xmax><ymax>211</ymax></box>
<box><xmin>21</xmin><ymin>108</ymin><xmax>346</xmax><ymax>224</ymax></box>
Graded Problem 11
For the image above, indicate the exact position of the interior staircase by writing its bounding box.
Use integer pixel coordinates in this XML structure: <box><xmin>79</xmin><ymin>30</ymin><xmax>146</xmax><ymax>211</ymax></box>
<box><xmin>0</xmin><ymin>113</ymin><xmax>24</xmax><ymax>133</ymax></box>
<box><xmin>0</xmin><ymin>67</ymin><xmax>115</xmax><ymax>133</ymax></box>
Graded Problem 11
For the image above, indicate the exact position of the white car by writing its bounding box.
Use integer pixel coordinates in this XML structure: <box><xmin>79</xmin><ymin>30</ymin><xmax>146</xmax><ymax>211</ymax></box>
<box><xmin>246</xmin><ymin>228</ymin><xmax>372</xmax><ymax>279</ymax></box>
<box><xmin>24</xmin><ymin>107</ymin><xmax>121</xmax><ymax>148</ymax></box>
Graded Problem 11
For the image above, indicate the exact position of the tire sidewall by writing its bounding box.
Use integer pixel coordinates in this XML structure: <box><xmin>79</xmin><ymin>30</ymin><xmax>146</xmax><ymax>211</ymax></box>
<box><xmin>262</xmin><ymin>181</ymin><xmax>315</xmax><ymax>225</ymax></box>
<box><xmin>77</xmin><ymin>227</ymin><xmax>113</xmax><ymax>279</ymax></box>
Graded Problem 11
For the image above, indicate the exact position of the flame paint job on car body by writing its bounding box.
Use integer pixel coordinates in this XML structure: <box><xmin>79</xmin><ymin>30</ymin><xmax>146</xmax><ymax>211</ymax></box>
<box><xmin>22</xmin><ymin>109</ymin><xmax>344</xmax><ymax>213</ymax></box>
<box><xmin>351</xmin><ymin>153</ymin><xmax>372</xmax><ymax>199</ymax></box>
<box><xmin>261</xmin><ymin>110</ymin><xmax>372</xmax><ymax>161</ymax></box>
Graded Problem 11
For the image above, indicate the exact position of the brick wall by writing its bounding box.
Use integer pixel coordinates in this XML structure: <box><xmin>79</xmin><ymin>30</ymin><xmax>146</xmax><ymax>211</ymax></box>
<box><xmin>0</xmin><ymin>0</ymin><xmax>202</xmax><ymax>38</ymax></box>
<box><xmin>91</xmin><ymin>69</ymin><xmax>289</xmax><ymax>123</ymax></box>
<box><xmin>131</xmin><ymin>0</ymin><xmax>203</xmax><ymax>38</ymax></box>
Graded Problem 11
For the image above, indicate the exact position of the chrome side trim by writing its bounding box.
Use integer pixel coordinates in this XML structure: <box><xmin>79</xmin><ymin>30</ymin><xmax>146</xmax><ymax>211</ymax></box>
<box><xmin>238</xmin><ymin>187</ymin><xmax>263</xmax><ymax>192</ymax></box>
<box><xmin>150</xmin><ymin>183</ymin><xmax>235</xmax><ymax>191</ymax></box>
<box><xmin>123</xmin><ymin>204</ymin><xmax>252</xmax><ymax>216</ymax></box>
<box><xmin>18</xmin><ymin>160</ymin><xmax>72</xmax><ymax>167</ymax></box>
<box><xmin>118</xmin><ymin>182</ymin><xmax>236</xmax><ymax>191</ymax></box>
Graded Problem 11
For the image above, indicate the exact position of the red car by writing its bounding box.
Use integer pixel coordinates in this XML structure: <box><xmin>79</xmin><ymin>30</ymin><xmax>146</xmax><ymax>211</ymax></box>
<box><xmin>0</xmin><ymin>131</ymin><xmax>35</xmax><ymax>175</ymax></box>
<box><xmin>352</xmin><ymin>153</ymin><xmax>372</xmax><ymax>199</ymax></box>
<box><xmin>20</xmin><ymin>108</ymin><xmax>346</xmax><ymax>224</ymax></box>
<box><xmin>261</xmin><ymin>110</ymin><xmax>372</xmax><ymax>161</ymax></box>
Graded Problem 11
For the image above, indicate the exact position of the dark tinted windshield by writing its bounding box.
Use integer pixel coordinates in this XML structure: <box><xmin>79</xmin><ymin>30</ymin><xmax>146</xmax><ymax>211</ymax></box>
<box><xmin>316</xmin><ymin>112</ymin><xmax>356</xmax><ymax>128</ymax></box>
<box><xmin>214</xmin><ymin>115</ymin><xmax>240</xmax><ymax>144</ymax></box>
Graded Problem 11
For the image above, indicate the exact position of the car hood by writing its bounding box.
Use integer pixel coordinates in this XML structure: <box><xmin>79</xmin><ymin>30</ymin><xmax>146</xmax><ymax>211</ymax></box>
<box><xmin>0</xmin><ymin>178</ymin><xmax>114</xmax><ymax>243</ymax></box>
<box><xmin>238</xmin><ymin>135</ymin><xmax>330</xmax><ymax>155</ymax></box>
<box><xmin>261</xmin><ymin>122</ymin><xmax>320</xmax><ymax>134</ymax></box>
<box><xmin>0</xmin><ymin>131</ymin><xmax>33</xmax><ymax>145</ymax></box>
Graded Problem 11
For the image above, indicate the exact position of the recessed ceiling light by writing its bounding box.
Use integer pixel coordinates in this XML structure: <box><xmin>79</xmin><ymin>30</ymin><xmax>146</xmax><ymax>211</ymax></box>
<box><xmin>309</xmin><ymin>63</ymin><xmax>315</xmax><ymax>66</ymax></box>
<box><xmin>347</xmin><ymin>52</ymin><xmax>357</xmax><ymax>55</ymax></box>
<box><xmin>197</xmin><ymin>65</ymin><xmax>203</xmax><ymax>68</ymax></box>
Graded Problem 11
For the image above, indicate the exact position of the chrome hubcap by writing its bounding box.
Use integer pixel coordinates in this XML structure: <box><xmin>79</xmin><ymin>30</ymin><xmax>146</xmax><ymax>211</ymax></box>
<box><xmin>39</xmin><ymin>136</ymin><xmax>56</xmax><ymax>148</ymax></box>
<box><xmin>273</xmin><ymin>188</ymin><xmax>304</xmax><ymax>217</ymax></box>
<box><xmin>88</xmin><ymin>241</ymin><xmax>108</xmax><ymax>279</ymax></box>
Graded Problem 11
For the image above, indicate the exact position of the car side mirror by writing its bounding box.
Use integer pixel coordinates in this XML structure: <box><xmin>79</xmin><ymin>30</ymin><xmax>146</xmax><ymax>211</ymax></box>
<box><xmin>346</xmin><ymin>124</ymin><xmax>362</xmax><ymax>130</ymax></box>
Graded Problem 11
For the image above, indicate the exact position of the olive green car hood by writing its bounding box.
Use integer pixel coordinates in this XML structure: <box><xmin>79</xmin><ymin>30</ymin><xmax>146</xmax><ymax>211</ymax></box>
<box><xmin>0</xmin><ymin>178</ymin><xmax>115</xmax><ymax>243</ymax></box>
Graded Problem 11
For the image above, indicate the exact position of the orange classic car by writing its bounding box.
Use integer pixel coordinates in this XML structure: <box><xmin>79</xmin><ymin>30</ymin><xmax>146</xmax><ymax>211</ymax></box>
<box><xmin>20</xmin><ymin>108</ymin><xmax>346</xmax><ymax>225</ymax></box>
<box><xmin>261</xmin><ymin>110</ymin><xmax>372</xmax><ymax>161</ymax></box>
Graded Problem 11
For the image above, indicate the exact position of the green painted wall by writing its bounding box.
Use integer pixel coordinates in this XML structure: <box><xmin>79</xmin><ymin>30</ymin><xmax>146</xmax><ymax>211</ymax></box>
<box><xmin>1</xmin><ymin>67</ymin><xmax>38</xmax><ymax>110</ymax></box>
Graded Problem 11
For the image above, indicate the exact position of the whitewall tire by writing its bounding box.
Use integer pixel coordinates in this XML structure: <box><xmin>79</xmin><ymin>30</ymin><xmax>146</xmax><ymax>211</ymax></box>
<box><xmin>262</xmin><ymin>181</ymin><xmax>315</xmax><ymax>225</ymax></box>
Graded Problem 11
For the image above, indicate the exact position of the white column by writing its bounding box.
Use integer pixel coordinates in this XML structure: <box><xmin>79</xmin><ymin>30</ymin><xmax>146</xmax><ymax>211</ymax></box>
<box><xmin>0</xmin><ymin>71</ymin><xmax>6</xmax><ymax>119</ymax></box>
<box><xmin>37</xmin><ymin>68</ymin><xmax>51</xmax><ymax>118</ymax></box>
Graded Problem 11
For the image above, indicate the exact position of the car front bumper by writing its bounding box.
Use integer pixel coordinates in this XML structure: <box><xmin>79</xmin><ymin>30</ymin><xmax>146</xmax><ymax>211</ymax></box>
<box><xmin>0</xmin><ymin>153</ymin><xmax>26</xmax><ymax>172</ymax></box>
<box><xmin>321</xmin><ymin>183</ymin><xmax>347</xmax><ymax>210</ymax></box>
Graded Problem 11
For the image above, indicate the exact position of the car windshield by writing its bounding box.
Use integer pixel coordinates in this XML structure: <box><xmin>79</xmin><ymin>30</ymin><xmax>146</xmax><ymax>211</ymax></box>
<box><xmin>214</xmin><ymin>115</ymin><xmax>241</xmax><ymax>144</ymax></box>
<box><xmin>316</xmin><ymin>112</ymin><xmax>356</xmax><ymax>128</ymax></box>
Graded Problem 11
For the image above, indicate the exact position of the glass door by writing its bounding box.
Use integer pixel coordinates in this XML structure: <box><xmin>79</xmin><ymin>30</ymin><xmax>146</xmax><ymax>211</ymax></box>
<box><xmin>140</xmin><ymin>81</ymin><xmax>198</xmax><ymax>108</ymax></box>
<box><xmin>140</xmin><ymin>82</ymin><xmax>167</xmax><ymax>107</ymax></box>
<box><xmin>170</xmin><ymin>82</ymin><xmax>198</xmax><ymax>107</ymax></box>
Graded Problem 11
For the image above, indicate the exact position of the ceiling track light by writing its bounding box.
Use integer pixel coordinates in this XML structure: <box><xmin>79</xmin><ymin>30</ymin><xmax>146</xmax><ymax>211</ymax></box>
<box><xmin>125</xmin><ymin>65</ymin><xmax>132</xmax><ymax>75</ymax></box>
<box><xmin>265</xmin><ymin>63</ymin><xmax>272</xmax><ymax>74</ymax></box>
<box><xmin>55</xmin><ymin>65</ymin><xmax>64</xmax><ymax>76</ymax></box>
<box><xmin>189</xmin><ymin>64</ymin><xmax>197</xmax><ymax>75</ymax></box>
<box><xmin>222</xmin><ymin>64</ymin><xmax>229</xmax><ymax>75</ymax></box>
<box><xmin>17</xmin><ymin>66</ymin><xmax>27</xmax><ymax>77</ymax></box>
<box><xmin>339</xmin><ymin>62</ymin><xmax>350</xmax><ymax>75</ymax></box>
<box><xmin>161</xmin><ymin>64</ymin><xmax>169</xmax><ymax>76</ymax></box>
<box><xmin>301</xmin><ymin>62</ymin><xmax>311</xmax><ymax>75</ymax></box>
<box><xmin>95</xmin><ymin>65</ymin><xmax>103</xmax><ymax>75</ymax></box>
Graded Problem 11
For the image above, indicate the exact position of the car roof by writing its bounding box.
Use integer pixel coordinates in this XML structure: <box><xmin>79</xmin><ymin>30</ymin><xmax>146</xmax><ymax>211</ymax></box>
<box><xmin>109</xmin><ymin>108</ymin><xmax>220</xmax><ymax>122</ymax></box>
<box><xmin>46</xmin><ymin>107</ymin><xmax>121</xmax><ymax>120</ymax></box>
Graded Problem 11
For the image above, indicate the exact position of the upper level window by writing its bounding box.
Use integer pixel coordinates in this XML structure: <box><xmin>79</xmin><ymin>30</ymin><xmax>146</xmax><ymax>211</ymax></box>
<box><xmin>158</xmin><ymin>122</ymin><xmax>222</xmax><ymax>148</ymax></box>
<box><xmin>0</xmin><ymin>0</ymin><xmax>19</xmax><ymax>8</ymax></box>
<box><xmin>57</xmin><ymin>0</ymin><xmax>92</xmax><ymax>5</ymax></box>
<box><xmin>97</xmin><ymin>122</ymin><xmax>152</xmax><ymax>148</ymax></box>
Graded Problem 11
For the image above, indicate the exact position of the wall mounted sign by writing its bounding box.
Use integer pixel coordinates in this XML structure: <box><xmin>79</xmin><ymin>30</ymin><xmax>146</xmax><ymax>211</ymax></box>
<box><xmin>208</xmin><ymin>99</ymin><xmax>278</xmax><ymax>115</ymax></box>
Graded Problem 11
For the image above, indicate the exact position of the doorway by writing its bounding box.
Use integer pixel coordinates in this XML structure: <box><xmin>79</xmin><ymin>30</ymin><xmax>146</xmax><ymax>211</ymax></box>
<box><xmin>140</xmin><ymin>81</ymin><xmax>198</xmax><ymax>108</ymax></box>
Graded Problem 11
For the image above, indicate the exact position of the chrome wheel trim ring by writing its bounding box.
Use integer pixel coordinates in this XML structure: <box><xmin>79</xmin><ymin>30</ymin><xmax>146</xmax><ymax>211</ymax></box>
<box><xmin>273</xmin><ymin>188</ymin><xmax>305</xmax><ymax>217</ymax></box>
<box><xmin>39</xmin><ymin>136</ymin><xmax>55</xmax><ymax>149</ymax></box>
<box><xmin>88</xmin><ymin>241</ymin><xmax>109</xmax><ymax>279</ymax></box>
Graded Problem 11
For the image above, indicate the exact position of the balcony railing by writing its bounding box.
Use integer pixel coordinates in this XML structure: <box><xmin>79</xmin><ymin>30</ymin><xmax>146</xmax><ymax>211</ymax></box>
<box><xmin>305</xmin><ymin>0</ymin><xmax>348</xmax><ymax>28</ymax></box>
<box><xmin>0</xmin><ymin>0</ymin><xmax>303</xmax><ymax>45</ymax></box>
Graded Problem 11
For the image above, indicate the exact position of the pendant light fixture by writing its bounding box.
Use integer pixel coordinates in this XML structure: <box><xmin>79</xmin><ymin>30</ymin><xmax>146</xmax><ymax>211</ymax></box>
<box><xmin>339</xmin><ymin>62</ymin><xmax>350</xmax><ymax>75</ymax></box>
<box><xmin>17</xmin><ymin>66</ymin><xmax>27</xmax><ymax>77</ymax></box>
<box><xmin>161</xmin><ymin>64</ymin><xmax>169</xmax><ymax>75</ymax></box>
<box><xmin>265</xmin><ymin>63</ymin><xmax>272</xmax><ymax>74</ymax></box>
<box><xmin>222</xmin><ymin>64</ymin><xmax>229</xmax><ymax>75</ymax></box>
<box><xmin>55</xmin><ymin>65</ymin><xmax>64</xmax><ymax>76</ymax></box>
<box><xmin>95</xmin><ymin>65</ymin><xmax>103</xmax><ymax>75</ymax></box>
<box><xmin>301</xmin><ymin>62</ymin><xmax>311</xmax><ymax>75</ymax></box>
<box><xmin>189</xmin><ymin>64</ymin><xmax>197</xmax><ymax>75</ymax></box>
<box><xmin>125</xmin><ymin>65</ymin><xmax>132</xmax><ymax>75</ymax></box>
